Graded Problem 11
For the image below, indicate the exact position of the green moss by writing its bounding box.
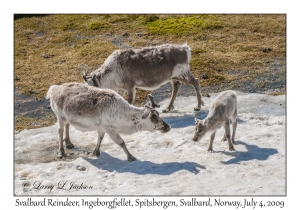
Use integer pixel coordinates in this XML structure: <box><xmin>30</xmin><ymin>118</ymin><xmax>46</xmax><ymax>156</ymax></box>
<box><xmin>145</xmin><ymin>15</ymin><xmax>223</xmax><ymax>35</ymax></box>
<box><xmin>55</xmin><ymin>15</ymin><xmax>91</xmax><ymax>31</ymax></box>
<box><xmin>89</xmin><ymin>21</ymin><xmax>110</xmax><ymax>30</ymax></box>
<box><xmin>190</xmin><ymin>58</ymin><xmax>206</xmax><ymax>69</ymax></box>
<box><xmin>140</xmin><ymin>15</ymin><xmax>159</xmax><ymax>24</ymax></box>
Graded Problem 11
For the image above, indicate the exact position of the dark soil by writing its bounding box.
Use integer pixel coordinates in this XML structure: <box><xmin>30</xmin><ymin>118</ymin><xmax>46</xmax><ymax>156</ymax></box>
<box><xmin>14</xmin><ymin>87</ymin><xmax>52</xmax><ymax>119</ymax></box>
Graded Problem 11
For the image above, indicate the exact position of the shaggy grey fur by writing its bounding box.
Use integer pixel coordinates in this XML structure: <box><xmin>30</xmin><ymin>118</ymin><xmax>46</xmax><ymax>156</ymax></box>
<box><xmin>83</xmin><ymin>44</ymin><xmax>203</xmax><ymax>112</ymax></box>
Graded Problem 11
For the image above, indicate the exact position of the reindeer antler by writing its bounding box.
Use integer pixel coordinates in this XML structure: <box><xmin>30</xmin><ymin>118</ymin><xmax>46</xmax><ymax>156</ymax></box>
<box><xmin>146</xmin><ymin>94</ymin><xmax>160</xmax><ymax>108</ymax></box>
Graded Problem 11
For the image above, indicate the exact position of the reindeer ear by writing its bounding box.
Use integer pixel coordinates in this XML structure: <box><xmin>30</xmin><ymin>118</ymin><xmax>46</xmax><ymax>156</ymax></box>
<box><xmin>194</xmin><ymin>118</ymin><xmax>199</xmax><ymax>124</ymax></box>
<box><xmin>142</xmin><ymin>109</ymin><xmax>151</xmax><ymax>119</ymax></box>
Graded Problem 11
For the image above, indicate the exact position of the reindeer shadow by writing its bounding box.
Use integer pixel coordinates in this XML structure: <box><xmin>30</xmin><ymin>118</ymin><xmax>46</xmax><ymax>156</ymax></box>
<box><xmin>85</xmin><ymin>152</ymin><xmax>205</xmax><ymax>175</ymax></box>
<box><xmin>220</xmin><ymin>141</ymin><xmax>278</xmax><ymax>164</ymax></box>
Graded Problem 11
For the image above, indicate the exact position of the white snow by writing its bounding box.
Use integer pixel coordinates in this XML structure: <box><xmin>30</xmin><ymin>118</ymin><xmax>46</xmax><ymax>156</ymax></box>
<box><xmin>14</xmin><ymin>91</ymin><xmax>286</xmax><ymax>196</ymax></box>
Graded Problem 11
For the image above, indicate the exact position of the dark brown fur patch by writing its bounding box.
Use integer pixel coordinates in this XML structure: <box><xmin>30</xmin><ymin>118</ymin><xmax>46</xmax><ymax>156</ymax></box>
<box><xmin>51</xmin><ymin>83</ymin><xmax>116</xmax><ymax>116</ymax></box>
<box><xmin>88</xmin><ymin>44</ymin><xmax>189</xmax><ymax>88</ymax></box>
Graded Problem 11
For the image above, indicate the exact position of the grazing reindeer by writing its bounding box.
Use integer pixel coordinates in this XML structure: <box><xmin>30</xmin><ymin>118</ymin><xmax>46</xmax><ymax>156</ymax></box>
<box><xmin>46</xmin><ymin>82</ymin><xmax>170</xmax><ymax>161</ymax></box>
<box><xmin>83</xmin><ymin>43</ymin><xmax>204</xmax><ymax>112</ymax></box>
<box><xmin>192</xmin><ymin>90</ymin><xmax>237</xmax><ymax>152</ymax></box>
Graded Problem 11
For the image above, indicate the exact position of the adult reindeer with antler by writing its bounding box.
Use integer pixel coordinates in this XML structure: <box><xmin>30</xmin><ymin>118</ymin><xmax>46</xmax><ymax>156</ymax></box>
<box><xmin>46</xmin><ymin>82</ymin><xmax>170</xmax><ymax>161</ymax></box>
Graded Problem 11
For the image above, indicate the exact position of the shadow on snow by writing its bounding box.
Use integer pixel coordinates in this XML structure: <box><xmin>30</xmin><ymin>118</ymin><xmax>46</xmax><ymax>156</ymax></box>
<box><xmin>220</xmin><ymin>141</ymin><xmax>278</xmax><ymax>164</ymax></box>
<box><xmin>85</xmin><ymin>152</ymin><xmax>205</xmax><ymax>175</ymax></box>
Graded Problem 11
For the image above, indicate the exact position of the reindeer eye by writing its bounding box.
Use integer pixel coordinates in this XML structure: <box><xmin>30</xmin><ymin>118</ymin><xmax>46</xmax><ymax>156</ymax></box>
<box><xmin>196</xmin><ymin>127</ymin><xmax>202</xmax><ymax>133</ymax></box>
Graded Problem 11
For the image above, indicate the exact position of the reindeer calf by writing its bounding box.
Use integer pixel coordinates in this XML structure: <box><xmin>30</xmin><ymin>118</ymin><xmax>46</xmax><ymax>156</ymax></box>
<box><xmin>192</xmin><ymin>90</ymin><xmax>237</xmax><ymax>152</ymax></box>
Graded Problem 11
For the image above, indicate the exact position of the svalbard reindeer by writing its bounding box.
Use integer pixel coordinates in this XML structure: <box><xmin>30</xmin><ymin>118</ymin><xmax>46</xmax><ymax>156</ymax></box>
<box><xmin>82</xmin><ymin>43</ymin><xmax>204</xmax><ymax>112</ymax></box>
<box><xmin>192</xmin><ymin>90</ymin><xmax>237</xmax><ymax>152</ymax></box>
<box><xmin>46</xmin><ymin>82</ymin><xmax>171</xmax><ymax>161</ymax></box>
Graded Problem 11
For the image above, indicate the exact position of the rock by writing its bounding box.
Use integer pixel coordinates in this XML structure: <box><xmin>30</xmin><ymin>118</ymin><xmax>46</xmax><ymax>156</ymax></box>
<box><xmin>42</xmin><ymin>54</ymin><xmax>49</xmax><ymax>58</ymax></box>
<box><xmin>122</xmin><ymin>32</ymin><xmax>129</xmax><ymax>37</ymax></box>
<box><xmin>262</xmin><ymin>48</ymin><xmax>272</xmax><ymax>53</ymax></box>
<box><xmin>201</xmin><ymin>73</ymin><xmax>208</xmax><ymax>79</ymax></box>
<box><xmin>29</xmin><ymin>90</ymin><xmax>40</xmax><ymax>94</ymax></box>
<box><xmin>135</xmin><ymin>33</ymin><xmax>144</xmax><ymax>37</ymax></box>
<box><xmin>76</xmin><ymin>165</ymin><xmax>86</xmax><ymax>171</ymax></box>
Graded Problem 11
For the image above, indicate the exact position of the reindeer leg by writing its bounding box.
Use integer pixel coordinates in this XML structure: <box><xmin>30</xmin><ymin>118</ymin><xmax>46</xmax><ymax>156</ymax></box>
<box><xmin>57</xmin><ymin>120</ymin><xmax>66</xmax><ymax>158</ymax></box>
<box><xmin>174</xmin><ymin>72</ymin><xmax>204</xmax><ymax>111</ymax></box>
<box><xmin>225</xmin><ymin>119</ymin><xmax>234</xmax><ymax>151</ymax></box>
<box><xmin>64</xmin><ymin>123</ymin><xmax>74</xmax><ymax>149</ymax></box>
<box><xmin>92</xmin><ymin>130</ymin><xmax>105</xmax><ymax>157</ymax></box>
<box><xmin>163</xmin><ymin>80</ymin><xmax>181</xmax><ymax>113</ymax></box>
<box><xmin>107</xmin><ymin>132</ymin><xmax>137</xmax><ymax>161</ymax></box>
<box><xmin>127</xmin><ymin>88</ymin><xmax>136</xmax><ymax>104</ymax></box>
<box><xmin>207</xmin><ymin>131</ymin><xmax>216</xmax><ymax>152</ymax></box>
<box><xmin>187</xmin><ymin>76</ymin><xmax>203</xmax><ymax>111</ymax></box>
<box><xmin>221</xmin><ymin>133</ymin><xmax>227</xmax><ymax>142</ymax></box>
<box><xmin>231</xmin><ymin>109</ymin><xmax>238</xmax><ymax>145</ymax></box>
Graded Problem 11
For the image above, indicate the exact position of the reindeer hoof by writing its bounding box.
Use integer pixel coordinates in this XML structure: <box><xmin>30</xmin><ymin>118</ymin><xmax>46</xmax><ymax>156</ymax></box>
<box><xmin>229</xmin><ymin>146</ymin><xmax>235</xmax><ymax>151</ymax></box>
<box><xmin>64</xmin><ymin>138</ymin><xmax>74</xmax><ymax>149</ymax></box>
<box><xmin>58</xmin><ymin>151</ymin><xmax>66</xmax><ymax>158</ymax></box>
<box><xmin>92</xmin><ymin>150</ymin><xmax>100</xmax><ymax>157</ymax></box>
<box><xmin>194</xmin><ymin>107</ymin><xmax>201</xmax><ymax>111</ymax></box>
<box><xmin>66</xmin><ymin>143</ymin><xmax>74</xmax><ymax>149</ymax></box>
<box><xmin>207</xmin><ymin>149</ymin><xmax>214</xmax><ymax>153</ymax></box>
<box><xmin>163</xmin><ymin>105</ymin><xmax>174</xmax><ymax>113</ymax></box>
<box><xmin>127</xmin><ymin>155</ymin><xmax>137</xmax><ymax>162</ymax></box>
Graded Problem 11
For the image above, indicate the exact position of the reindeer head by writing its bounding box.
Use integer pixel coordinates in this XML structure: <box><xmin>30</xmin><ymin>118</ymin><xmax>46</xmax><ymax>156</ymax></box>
<box><xmin>192</xmin><ymin>118</ymin><xmax>208</xmax><ymax>141</ymax></box>
<box><xmin>82</xmin><ymin>73</ymin><xmax>99</xmax><ymax>87</ymax></box>
<box><xmin>142</xmin><ymin>95</ymin><xmax>170</xmax><ymax>133</ymax></box>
